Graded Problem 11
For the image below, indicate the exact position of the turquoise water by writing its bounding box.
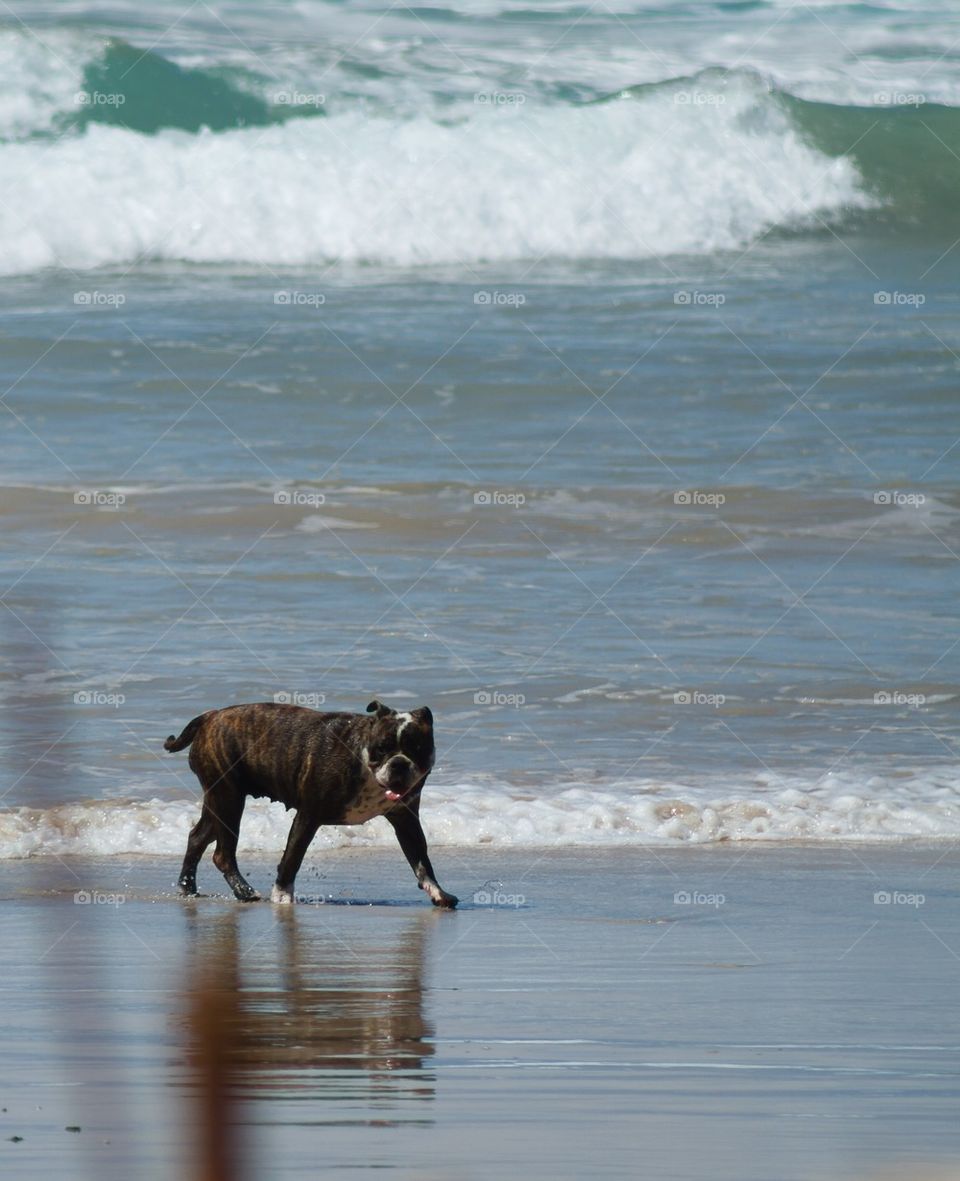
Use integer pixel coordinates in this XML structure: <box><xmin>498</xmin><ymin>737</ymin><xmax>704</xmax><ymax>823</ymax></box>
<box><xmin>0</xmin><ymin>1</ymin><xmax>958</xmax><ymax>846</ymax></box>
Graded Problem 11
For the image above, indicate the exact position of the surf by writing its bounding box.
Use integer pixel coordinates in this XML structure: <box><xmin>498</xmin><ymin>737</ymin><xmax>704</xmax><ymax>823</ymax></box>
<box><xmin>2</xmin><ymin>769</ymin><xmax>958</xmax><ymax>858</ymax></box>
<box><xmin>0</xmin><ymin>66</ymin><xmax>876</xmax><ymax>274</ymax></box>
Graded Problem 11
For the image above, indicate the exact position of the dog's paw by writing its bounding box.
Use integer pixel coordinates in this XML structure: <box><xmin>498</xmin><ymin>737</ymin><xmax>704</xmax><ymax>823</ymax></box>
<box><xmin>270</xmin><ymin>884</ymin><xmax>294</xmax><ymax>905</ymax></box>
<box><xmin>423</xmin><ymin>882</ymin><xmax>458</xmax><ymax>909</ymax></box>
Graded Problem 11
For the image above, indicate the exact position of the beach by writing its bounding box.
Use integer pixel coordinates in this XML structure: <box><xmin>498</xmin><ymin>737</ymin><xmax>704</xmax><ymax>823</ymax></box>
<box><xmin>1</xmin><ymin>844</ymin><xmax>958</xmax><ymax>1181</ymax></box>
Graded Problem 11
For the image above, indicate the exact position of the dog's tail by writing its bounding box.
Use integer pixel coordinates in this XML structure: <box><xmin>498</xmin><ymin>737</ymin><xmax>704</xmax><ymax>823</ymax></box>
<box><xmin>164</xmin><ymin>713</ymin><xmax>208</xmax><ymax>753</ymax></box>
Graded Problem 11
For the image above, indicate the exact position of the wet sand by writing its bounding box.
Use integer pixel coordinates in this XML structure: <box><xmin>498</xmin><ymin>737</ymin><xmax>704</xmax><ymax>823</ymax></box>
<box><xmin>0</xmin><ymin>844</ymin><xmax>958</xmax><ymax>1181</ymax></box>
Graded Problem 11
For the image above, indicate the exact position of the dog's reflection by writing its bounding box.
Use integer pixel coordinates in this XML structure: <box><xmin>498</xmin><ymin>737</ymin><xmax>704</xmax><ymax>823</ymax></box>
<box><xmin>179</xmin><ymin>906</ymin><xmax>436</xmax><ymax>1127</ymax></box>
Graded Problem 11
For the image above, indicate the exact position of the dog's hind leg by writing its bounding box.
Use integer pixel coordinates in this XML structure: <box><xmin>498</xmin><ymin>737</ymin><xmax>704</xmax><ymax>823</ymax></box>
<box><xmin>178</xmin><ymin>804</ymin><xmax>216</xmax><ymax>895</ymax></box>
<box><xmin>209</xmin><ymin>792</ymin><xmax>260</xmax><ymax>902</ymax></box>
<box><xmin>271</xmin><ymin>810</ymin><xmax>320</xmax><ymax>904</ymax></box>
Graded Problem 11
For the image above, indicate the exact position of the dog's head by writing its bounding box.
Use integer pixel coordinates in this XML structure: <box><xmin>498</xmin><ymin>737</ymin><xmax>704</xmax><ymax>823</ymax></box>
<box><xmin>364</xmin><ymin>700</ymin><xmax>435</xmax><ymax>802</ymax></box>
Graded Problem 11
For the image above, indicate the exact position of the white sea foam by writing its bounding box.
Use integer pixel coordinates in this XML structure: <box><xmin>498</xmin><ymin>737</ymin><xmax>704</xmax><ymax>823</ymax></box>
<box><xmin>0</xmin><ymin>73</ymin><xmax>871</xmax><ymax>274</ymax></box>
<box><xmin>296</xmin><ymin>514</ymin><xmax>380</xmax><ymax>531</ymax></box>
<box><xmin>0</xmin><ymin>29</ymin><xmax>93</xmax><ymax>140</ymax></box>
<box><xmin>2</xmin><ymin>770</ymin><xmax>958</xmax><ymax>859</ymax></box>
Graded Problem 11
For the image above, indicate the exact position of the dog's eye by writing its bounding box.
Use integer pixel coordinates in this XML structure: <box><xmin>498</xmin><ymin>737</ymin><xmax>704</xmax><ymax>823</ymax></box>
<box><xmin>401</xmin><ymin>733</ymin><xmax>427</xmax><ymax>761</ymax></box>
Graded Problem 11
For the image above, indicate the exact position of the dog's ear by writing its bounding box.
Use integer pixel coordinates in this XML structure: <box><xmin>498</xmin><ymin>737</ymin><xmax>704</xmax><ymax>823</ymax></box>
<box><xmin>366</xmin><ymin>700</ymin><xmax>392</xmax><ymax>717</ymax></box>
<box><xmin>412</xmin><ymin>706</ymin><xmax>433</xmax><ymax>728</ymax></box>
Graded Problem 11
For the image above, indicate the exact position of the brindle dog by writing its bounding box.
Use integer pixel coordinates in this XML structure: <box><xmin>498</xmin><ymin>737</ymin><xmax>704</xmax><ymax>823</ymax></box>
<box><xmin>165</xmin><ymin>699</ymin><xmax>457</xmax><ymax>907</ymax></box>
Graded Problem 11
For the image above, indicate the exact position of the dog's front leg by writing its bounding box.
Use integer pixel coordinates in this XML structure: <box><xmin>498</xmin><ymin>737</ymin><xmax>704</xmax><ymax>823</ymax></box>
<box><xmin>386</xmin><ymin>805</ymin><xmax>457</xmax><ymax>908</ymax></box>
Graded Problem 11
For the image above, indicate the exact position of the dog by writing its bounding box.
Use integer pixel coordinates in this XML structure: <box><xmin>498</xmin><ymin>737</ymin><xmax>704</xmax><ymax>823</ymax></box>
<box><xmin>164</xmin><ymin>699</ymin><xmax>457</xmax><ymax>908</ymax></box>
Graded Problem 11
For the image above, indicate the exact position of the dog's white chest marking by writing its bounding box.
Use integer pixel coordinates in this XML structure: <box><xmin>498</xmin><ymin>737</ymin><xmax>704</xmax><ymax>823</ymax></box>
<box><xmin>339</xmin><ymin>747</ymin><xmax>390</xmax><ymax>825</ymax></box>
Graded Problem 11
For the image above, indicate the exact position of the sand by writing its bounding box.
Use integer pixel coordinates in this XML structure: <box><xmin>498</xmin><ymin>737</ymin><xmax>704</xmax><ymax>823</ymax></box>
<box><xmin>0</xmin><ymin>844</ymin><xmax>958</xmax><ymax>1181</ymax></box>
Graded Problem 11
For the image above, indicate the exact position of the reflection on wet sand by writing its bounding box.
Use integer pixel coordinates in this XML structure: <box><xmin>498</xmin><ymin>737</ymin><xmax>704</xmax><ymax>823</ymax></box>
<box><xmin>178</xmin><ymin>906</ymin><xmax>437</xmax><ymax>1135</ymax></box>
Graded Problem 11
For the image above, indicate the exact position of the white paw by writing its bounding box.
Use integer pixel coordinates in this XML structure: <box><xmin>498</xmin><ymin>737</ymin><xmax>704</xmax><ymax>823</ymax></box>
<box><xmin>424</xmin><ymin>882</ymin><xmax>457</xmax><ymax>907</ymax></box>
<box><xmin>270</xmin><ymin>884</ymin><xmax>294</xmax><ymax>905</ymax></box>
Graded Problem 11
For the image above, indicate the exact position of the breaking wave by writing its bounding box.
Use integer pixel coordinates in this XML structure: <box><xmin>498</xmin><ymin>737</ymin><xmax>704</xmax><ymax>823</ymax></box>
<box><xmin>2</xmin><ymin>769</ymin><xmax>958</xmax><ymax>858</ymax></box>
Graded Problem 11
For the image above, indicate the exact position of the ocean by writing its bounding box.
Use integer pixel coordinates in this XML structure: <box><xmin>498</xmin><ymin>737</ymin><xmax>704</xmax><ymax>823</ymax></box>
<box><xmin>1</xmin><ymin>0</ymin><xmax>958</xmax><ymax>858</ymax></box>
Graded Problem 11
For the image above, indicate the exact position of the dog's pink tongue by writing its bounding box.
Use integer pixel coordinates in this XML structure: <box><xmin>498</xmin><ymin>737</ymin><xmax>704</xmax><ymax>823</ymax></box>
<box><xmin>384</xmin><ymin>788</ymin><xmax>404</xmax><ymax>801</ymax></box>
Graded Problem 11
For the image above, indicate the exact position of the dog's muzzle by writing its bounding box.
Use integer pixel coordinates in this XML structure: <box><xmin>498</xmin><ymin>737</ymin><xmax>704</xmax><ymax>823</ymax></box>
<box><xmin>375</xmin><ymin>755</ymin><xmax>419</xmax><ymax>801</ymax></box>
